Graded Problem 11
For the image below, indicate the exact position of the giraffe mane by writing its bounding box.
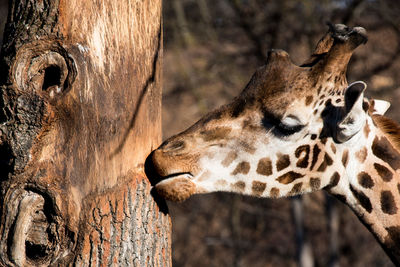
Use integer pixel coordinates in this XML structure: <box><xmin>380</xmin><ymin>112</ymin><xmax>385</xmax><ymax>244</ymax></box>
<box><xmin>372</xmin><ymin>114</ymin><xmax>400</xmax><ymax>152</ymax></box>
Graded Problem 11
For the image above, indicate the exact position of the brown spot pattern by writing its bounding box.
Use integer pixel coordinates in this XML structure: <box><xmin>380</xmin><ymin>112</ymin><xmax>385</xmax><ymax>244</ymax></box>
<box><xmin>330</xmin><ymin>143</ymin><xmax>336</xmax><ymax>154</ymax></box>
<box><xmin>317</xmin><ymin>85</ymin><xmax>322</xmax><ymax>95</ymax></box>
<box><xmin>310</xmin><ymin>178</ymin><xmax>321</xmax><ymax>191</ymax></box>
<box><xmin>295</xmin><ymin>145</ymin><xmax>310</xmax><ymax>168</ymax></box>
<box><xmin>215</xmin><ymin>179</ymin><xmax>228</xmax><ymax>187</ymax></box>
<box><xmin>231</xmin><ymin>161</ymin><xmax>250</xmax><ymax>175</ymax></box>
<box><xmin>310</xmin><ymin>144</ymin><xmax>321</xmax><ymax>170</ymax></box>
<box><xmin>270</xmin><ymin>187</ymin><xmax>280</xmax><ymax>198</ymax></box>
<box><xmin>342</xmin><ymin>149</ymin><xmax>349</xmax><ymax>167</ymax></box>
<box><xmin>221</xmin><ymin>151</ymin><xmax>238</xmax><ymax>167</ymax></box>
<box><xmin>381</xmin><ymin>191</ymin><xmax>398</xmax><ymax>215</ymax></box>
<box><xmin>330</xmin><ymin>172</ymin><xmax>340</xmax><ymax>186</ymax></box>
<box><xmin>276</xmin><ymin>154</ymin><xmax>290</xmax><ymax>171</ymax></box>
<box><xmin>242</xmin><ymin>118</ymin><xmax>261</xmax><ymax>131</ymax></box>
<box><xmin>355</xmin><ymin>147</ymin><xmax>368</xmax><ymax>163</ymax></box>
<box><xmin>232</xmin><ymin>181</ymin><xmax>246</xmax><ymax>192</ymax></box>
<box><xmin>305</xmin><ymin>95</ymin><xmax>313</xmax><ymax>106</ymax></box>
<box><xmin>252</xmin><ymin>181</ymin><xmax>266</xmax><ymax>196</ymax></box>
<box><xmin>372</xmin><ymin>136</ymin><xmax>400</xmax><ymax>170</ymax></box>
<box><xmin>324</xmin><ymin>172</ymin><xmax>340</xmax><ymax>190</ymax></box>
<box><xmin>276</xmin><ymin>171</ymin><xmax>304</xmax><ymax>184</ymax></box>
<box><xmin>317</xmin><ymin>153</ymin><xmax>333</xmax><ymax>172</ymax></box>
<box><xmin>374</xmin><ymin>163</ymin><xmax>393</xmax><ymax>182</ymax></box>
<box><xmin>239</xmin><ymin>140</ymin><xmax>256</xmax><ymax>154</ymax></box>
<box><xmin>350</xmin><ymin>185</ymin><xmax>372</xmax><ymax>213</ymax></box>
<box><xmin>357</xmin><ymin>172</ymin><xmax>374</xmax><ymax>189</ymax></box>
<box><xmin>201</xmin><ymin>127</ymin><xmax>232</xmax><ymax>141</ymax></box>
<box><xmin>256</xmin><ymin>157</ymin><xmax>273</xmax><ymax>176</ymax></box>
<box><xmin>362</xmin><ymin>100</ymin><xmax>369</xmax><ymax>112</ymax></box>
<box><xmin>398</xmin><ymin>184</ymin><xmax>400</xmax><ymax>195</ymax></box>
<box><xmin>364</xmin><ymin>122</ymin><xmax>370</xmax><ymax>138</ymax></box>
<box><xmin>289</xmin><ymin>182</ymin><xmax>303</xmax><ymax>195</ymax></box>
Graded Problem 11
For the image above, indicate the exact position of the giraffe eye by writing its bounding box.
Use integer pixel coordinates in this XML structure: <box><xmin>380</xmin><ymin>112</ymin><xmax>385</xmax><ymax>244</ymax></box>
<box><xmin>276</xmin><ymin>122</ymin><xmax>304</xmax><ymax>136</ymax></box>
<box><xmin>261</xmin><ymin>112</ymin><xmax>304</xmax><ymax>136</ymax></box>
<box><xmin>276</xmin><ymin>116</ymin><xmax>304</xmax><ymax>136</ymax></box>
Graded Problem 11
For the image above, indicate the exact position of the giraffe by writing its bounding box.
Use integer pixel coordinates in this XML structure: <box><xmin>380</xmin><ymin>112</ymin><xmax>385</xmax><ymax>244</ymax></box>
<box><xmin>148</xmin><ymin>24</ymin><xmax>400</xmax><ymax>264</ymax></box>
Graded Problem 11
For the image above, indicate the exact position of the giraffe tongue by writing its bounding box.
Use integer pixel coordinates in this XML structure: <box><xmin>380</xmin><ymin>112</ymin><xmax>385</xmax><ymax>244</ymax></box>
<box><xmin>155</xmin><ymin>175</ymin><xmax>196</xmax><ymax>202</ymax></box>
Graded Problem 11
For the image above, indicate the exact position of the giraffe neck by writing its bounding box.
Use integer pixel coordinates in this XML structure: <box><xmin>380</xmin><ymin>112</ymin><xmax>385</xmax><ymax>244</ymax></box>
<box><xmin>328</xmin><ymin>117</ymin><xmax>400</xmax><ymax>264</ymax></box>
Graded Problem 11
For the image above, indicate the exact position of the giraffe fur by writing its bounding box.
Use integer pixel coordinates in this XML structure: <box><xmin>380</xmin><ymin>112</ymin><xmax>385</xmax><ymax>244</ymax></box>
<box><xmin>148</xmin><ymin>24</ymin><xmax>400</xmax><ymax>265</ymax></box>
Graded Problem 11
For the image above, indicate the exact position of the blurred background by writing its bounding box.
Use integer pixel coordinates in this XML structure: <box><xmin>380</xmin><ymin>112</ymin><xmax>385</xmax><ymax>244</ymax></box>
<box><xmin>162</xmin><ymin>0</ymin><xmax>399</xmax><ymax>266</ymax></box>
<box><xmin>1</xmin><ymin>0</ymin><xmax>399</xmax><ymax>266</ymax></box>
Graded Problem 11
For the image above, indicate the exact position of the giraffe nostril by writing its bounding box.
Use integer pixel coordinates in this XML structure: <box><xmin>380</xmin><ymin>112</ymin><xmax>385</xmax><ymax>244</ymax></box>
<box><xmin>161</xmin><ymin>140</ymin><xmax>185</xmax><ymax>152</ymax></box>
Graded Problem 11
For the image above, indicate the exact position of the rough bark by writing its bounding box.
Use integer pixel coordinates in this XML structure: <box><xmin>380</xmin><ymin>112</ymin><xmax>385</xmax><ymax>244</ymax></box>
<box><xmin>0</xmin><ymin>0</ymin><xmax>170</xmax><ymax>266</ymax></box>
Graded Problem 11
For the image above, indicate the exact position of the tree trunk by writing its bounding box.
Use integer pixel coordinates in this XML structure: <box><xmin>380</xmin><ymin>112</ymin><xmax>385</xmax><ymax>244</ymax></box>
<box><xmin>0</xmin><ymin>0</ymin><xmax>171</xmax><ymax>266</ymax></box>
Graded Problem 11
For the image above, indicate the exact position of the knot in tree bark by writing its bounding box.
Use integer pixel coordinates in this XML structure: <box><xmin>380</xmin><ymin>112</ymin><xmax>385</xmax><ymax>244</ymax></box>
<box><xmin>12</xmin><ymin>40</ymin><xmax>76</xmax><ymax>101</ymax></box>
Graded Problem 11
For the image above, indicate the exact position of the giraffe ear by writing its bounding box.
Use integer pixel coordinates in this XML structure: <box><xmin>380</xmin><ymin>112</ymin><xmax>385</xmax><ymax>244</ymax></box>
<box><xmin>336</xmin><ymin>81</ymin><xmax>367</xmax><ymax>142</ymax></box>
<box><xmin>370</xmin><ymin>99</ymin><xmax>390</xmax><ymax>115</ymax></box>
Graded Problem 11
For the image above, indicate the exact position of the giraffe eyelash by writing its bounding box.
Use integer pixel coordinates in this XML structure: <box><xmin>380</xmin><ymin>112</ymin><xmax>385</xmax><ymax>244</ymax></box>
<box><xmin>276</xmin><ymin>122</ymin><xmax>304</xmax><ymax>136</ymax></box>
<box><xmin>261</xmin><ymin>112</ymin><xmax>304</xmax><ymax>136</ymax></box>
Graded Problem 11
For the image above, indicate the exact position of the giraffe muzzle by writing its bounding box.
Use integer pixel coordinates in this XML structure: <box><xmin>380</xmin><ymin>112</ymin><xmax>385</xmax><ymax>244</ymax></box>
<box><xmin>145</xmin><ymin>146</ymin><xmax>203</xmax><ymax>201</ymax></box>
<box><xmin>155</xmin><ymin>174</ymin><xmax>197</xmax><ymax>202</ymax></box>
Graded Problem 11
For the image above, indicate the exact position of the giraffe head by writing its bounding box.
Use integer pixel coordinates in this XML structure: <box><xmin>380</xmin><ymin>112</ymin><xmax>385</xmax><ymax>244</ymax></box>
<box><xmin>149</xmin><ymin>24</ymin><xmax>389</xmax><ymax>202</ymax></box>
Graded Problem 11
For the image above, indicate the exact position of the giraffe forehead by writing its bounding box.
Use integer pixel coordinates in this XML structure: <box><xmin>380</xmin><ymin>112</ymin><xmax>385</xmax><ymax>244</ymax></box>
<box><xmin>208</xmin><ymin>68</ymin><xmax>348</xmax><ymax>123</ymax></box>
<box><xmin>243</xmin><ymin>66</ymin><xmax>315</xmax><ymax>112</ymax></box>
<box><xmin>265</xmin><ymin>90</ymin><xmax>344</xmax><ymax>122</ymax></box>
<box><xmin>281</xmin><ymin>98</ymin><xmax>315</xmax><ymax>120</ymax></box>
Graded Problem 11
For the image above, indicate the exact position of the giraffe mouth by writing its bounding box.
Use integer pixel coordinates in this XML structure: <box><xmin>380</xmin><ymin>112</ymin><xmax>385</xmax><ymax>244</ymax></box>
<box><xmin>154</xmin><ymin>173</ymin><xmax>197</xmax><ymax>202</ymax></box>
<box><xmin>160</xmin><ymin>172</ymin><xmax>194</xmax><ymax>180</ymax></box>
